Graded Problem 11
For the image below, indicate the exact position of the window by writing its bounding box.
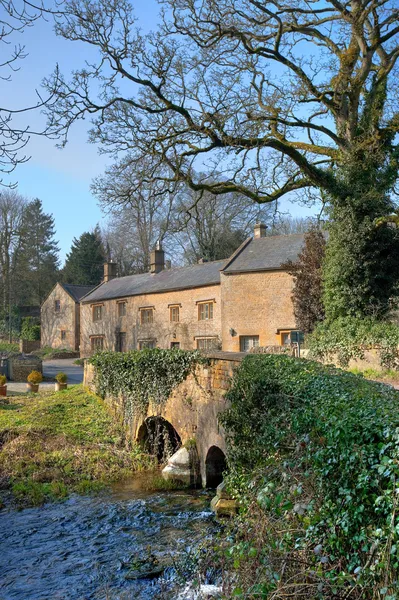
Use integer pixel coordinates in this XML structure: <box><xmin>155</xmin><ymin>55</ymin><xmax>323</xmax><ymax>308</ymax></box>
<box><xmin>277</xmin><ymin>330</ymin><xmax>304</xmax><ymax>346</ymax></box>
<box><xmin>91</xmin><ymin>336</ymin><xmax>104</xmax><ymax>352</ymax></box>
<box><xmin>170</xmin><ymin>306</ymin><xmax>180</xmax><ymax>322</ymax></box>
<box><xmin>240</xmin><ymin>335</ymin><xmax>259</xmax><ymax>352</ymax></box>
<box><xmin>196</xmin><ymin>337</ymin><xmax>218</xmax><ymax>350</ymax></box>
<box><xmin>92</xmin><ymin>305</ymin><xmax>103</xmax><ymax>322</ymax></box>
<box><xmin>116</xmin><ymin>332</ymin><xmax>127</xmax><ymax>352</ymax></box>
<box><xmin>54</xmin><ymin>300</ymin><xmax>60</xmax><ymax>313</ymax></box>
<box><xmin>281</xmin><ymin>331</ymin><xmax>291</xmax><ymax>346</ymax></box>
<box><xmin>140</xmin><ymin>308</ymin><xmax>154</xmax><ymax>324</ymax></box>
<box><xmin>198</xmin><ymin>302</ymin><xmax>214</xmax><ymax>321</ymax></box>
<box><xmin>170</xmin><ymin>341</ymin><xmax>180</xmax><ymax>349</ymax></box>
<box><xmin>118</xmin><ymin>302</ymin><xmax>127</xmax><ymax>318</ymax></box>
<box><xmin>61</xmin><ymin>330</ymin><xmax>66</xmax><ymax>341</ymax></box>
<box><xmin>139</xmin><ymin>340</ymin><xmax>156</xmax><ymax>349</ymax></box>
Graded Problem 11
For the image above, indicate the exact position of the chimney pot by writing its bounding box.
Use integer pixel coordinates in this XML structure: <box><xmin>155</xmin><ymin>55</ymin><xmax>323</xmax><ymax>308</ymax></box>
<box><xmin>104</xmin><ymin>261</ymin><xmax>117</xmax><ymax>282</ymax></box>
<box><xmin>254</xmin><ymin>223</ymin><xmax>267</xmax><ymax>238</ymax></box>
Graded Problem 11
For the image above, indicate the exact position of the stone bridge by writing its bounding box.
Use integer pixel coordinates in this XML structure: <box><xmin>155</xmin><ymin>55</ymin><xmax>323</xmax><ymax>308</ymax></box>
<box><xmin>84</xmin><ymin>353</ymin><xmax>244</xmax><ymax>488</ymax></box>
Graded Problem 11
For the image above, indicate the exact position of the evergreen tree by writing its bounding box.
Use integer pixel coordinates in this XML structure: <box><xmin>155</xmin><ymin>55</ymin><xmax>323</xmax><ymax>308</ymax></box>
<box><xmin>19</xmin><ymin>199</ymin><xmax>60</xmax><ymax>305</ymax></box>
<box><xmin>62</xmin><ymin>228</ymin><xmax>105</xmax><ymax>285</ymax></box>
<box><xmin>282</xmin><ymin>228</ymin><xmax>326</xmax><ymax>334</ymax></box>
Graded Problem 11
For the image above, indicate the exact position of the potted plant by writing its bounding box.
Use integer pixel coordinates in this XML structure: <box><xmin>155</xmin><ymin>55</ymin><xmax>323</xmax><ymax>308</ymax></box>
<box><xmin>0</xmin><ymin>374</ymin><xmax>7</xmax><ymax>397</ymax></box>
<box><xmin>55</xmin><ymin>372</ymin><xmax>67</xmax><ymax>391</ymax></box>
<box><xmin>27</xmin><ymin>370</ymin><xmax>43</xmax><ymax>393</ymax></box>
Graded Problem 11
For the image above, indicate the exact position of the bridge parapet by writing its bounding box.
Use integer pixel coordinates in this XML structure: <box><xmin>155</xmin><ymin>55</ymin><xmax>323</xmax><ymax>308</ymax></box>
<box><xmin>84</xmin><ymin>353</ymin><xmax>244</xmax><ymax>486</ymax></box>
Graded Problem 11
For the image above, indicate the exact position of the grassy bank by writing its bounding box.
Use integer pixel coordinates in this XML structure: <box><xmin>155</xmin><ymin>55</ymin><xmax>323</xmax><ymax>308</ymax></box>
<box><xmin>0</xmin><ymin>386</ymin><xmax>155</xmax><ymax>507</ymax></box>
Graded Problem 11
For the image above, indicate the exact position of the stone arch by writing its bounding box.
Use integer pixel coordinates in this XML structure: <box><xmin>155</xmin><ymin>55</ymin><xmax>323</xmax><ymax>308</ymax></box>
<box><xmin>205</xmin><ymin>445</ymin><xmax>227</xmax><ymax>488</ymax></box>
<box><xmin>137</xmin><ymin>416</ymin><xmax>181</xmax><ymax>462</ymax></box>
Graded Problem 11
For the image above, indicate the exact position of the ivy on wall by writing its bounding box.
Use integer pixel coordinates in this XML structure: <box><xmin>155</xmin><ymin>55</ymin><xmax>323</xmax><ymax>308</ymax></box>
<box><xmin>89</xmin><ymin>349</ymin><xmax>203</xmax><ymax>423</ymax></box>
<box><xmin>307</xmin><ymin>316</ymin><xmax>399</xmax><ymax>368</ymax></box>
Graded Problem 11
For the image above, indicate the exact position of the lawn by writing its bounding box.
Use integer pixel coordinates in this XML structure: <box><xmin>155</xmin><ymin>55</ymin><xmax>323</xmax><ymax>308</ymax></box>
<box><xmin>0</xmin><ymin>386</ymin><xmax>154</xmax><ymax>507</ymax></box>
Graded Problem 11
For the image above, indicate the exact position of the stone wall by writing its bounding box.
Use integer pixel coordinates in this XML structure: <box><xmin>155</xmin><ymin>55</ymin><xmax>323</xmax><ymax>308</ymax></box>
<box><xmin>20</xmin><ymin>340</ymin><xmax>41</xmax><ymax>354</ymax></box>
<box><xmin>9</xmin><ymin>354</ymin><xmax>42</xmax><ymax>382</ymax></box>
<box><xmin>84</xmin><ymin>352</ymin><xmax>243</xmax><ymax>485</ymax></box>
<box><xmin>221</xmin><ymin>270</ymin><xmax>296</xmax><ymax>351</ymax></box>
<box><xmin>41</xmin><ymin>284</ymin><xmax>77</xmax><ymax>351</ymax></box>
<box><xmin>80</xmin><ymin>283</ymin><xmax>222</xmax><ymax>357</ymax></box>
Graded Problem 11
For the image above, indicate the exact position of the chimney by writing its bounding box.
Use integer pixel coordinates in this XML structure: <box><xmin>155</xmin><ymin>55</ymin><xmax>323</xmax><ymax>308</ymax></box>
<box><xmin>198</xmin><ymin>258</ymin><xmax>208</xmax><ymax>264</ymax></box>
<box><xmin>150</xmin><ymin>240</ymin><xmax>165</xmax><ymax>274</ymax></box>
<box><xmin>254</xmin><ymin>223</ymin><xmax>267</xmax><ymax>238</ymax></box>
<box><xmin>104</xmin><ymin>261</ymin><xmax>117</xmax><ymax>283</ymax></box>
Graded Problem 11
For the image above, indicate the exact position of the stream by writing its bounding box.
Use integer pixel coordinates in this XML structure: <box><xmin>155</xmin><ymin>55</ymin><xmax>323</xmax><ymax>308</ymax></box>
<box><xmin>0</xmin><ymin>473</ymin><xmax>218</xmax><ymax>600</ymax></box>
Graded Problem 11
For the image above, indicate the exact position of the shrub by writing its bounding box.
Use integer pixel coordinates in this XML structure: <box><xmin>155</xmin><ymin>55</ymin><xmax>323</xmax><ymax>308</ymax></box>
<box><xmin>55</xmin><ymin>372</ymin><xmax>67</xmax><ymax>384</ymax></box>
<box><xmin>0</xmin><ymin>375</ymin><xmax>6</xmax><ymax>386</ymax></box>
<box><xmin>219</xmin><ymin>354</ymin><xmax>399</xmax><ymax>597</ymax></box>
<box><xmin>89</xmin><ymin>349</ymin><xmax>203</xmax><ymax>422</ymax></box>
<box><xmin>308</xmin><ymin>316</ymin><xmax>399</xmax><ymax>367</ymax></box>
<box><xmin>21</xmin><ymin>317</ymin><xmax>41</xmax><ymax>341</ymax></box>
<box><xmin>27</xmin><ymin>370</ymin><xmax>43</xmax><ymax>384</ymax></box>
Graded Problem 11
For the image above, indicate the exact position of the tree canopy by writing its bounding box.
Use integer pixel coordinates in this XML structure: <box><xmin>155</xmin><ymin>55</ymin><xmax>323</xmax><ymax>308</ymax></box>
<box><xmin>46</xmin><ymin>0</ymin><xmax>399</xmax><ymax>205</ymax></box>
<box><xmin>62</xmin><ymin>229</ymin><xmax>105</xmax><ymax>286</ymax></box>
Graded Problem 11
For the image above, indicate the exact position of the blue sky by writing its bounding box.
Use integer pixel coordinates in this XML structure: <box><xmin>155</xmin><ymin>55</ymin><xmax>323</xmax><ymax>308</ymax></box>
<box><xmin>3</xmin><ymin>0</ymin><xmax>317</xmax><ymax>264</ymax></box>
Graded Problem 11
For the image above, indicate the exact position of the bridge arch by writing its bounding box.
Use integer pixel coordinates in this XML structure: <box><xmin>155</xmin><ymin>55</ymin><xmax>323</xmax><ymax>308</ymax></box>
<box><xmin>205</xmin><ymin>445</ymin><xmax>227</xmax><ymax>488</ymax></box>
<box><xmin>137</xmin><ymin>416</ymin><xmax>181</xmax><ymax>462</ymax></box>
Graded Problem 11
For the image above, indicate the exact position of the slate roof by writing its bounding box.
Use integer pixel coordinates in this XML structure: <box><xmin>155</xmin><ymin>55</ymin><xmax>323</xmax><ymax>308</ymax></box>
<box><xmin>81</xmin><ymin>260</ymin><xmax>227</xmax><ymax>303</ymax></box>
<box><xmin>61</xmin><ymin>284</ymin><xmax>96</xmax><ymax>303</ymax></box>
<box><xmin>222</xmin><ymin>233</ymin><xmax>305</xmax><ymax>273</ymax></box>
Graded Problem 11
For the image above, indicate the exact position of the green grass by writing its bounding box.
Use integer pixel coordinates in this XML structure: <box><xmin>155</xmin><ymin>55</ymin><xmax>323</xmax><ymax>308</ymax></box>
<box><xmin>348</xmin><ymin>366</ymin><xmax>399</xmax><ymax>382</ymax></box>
<box><xmin>0</xmin><ymin>386</ymin><xmax>155</xmax><ymax>507</ymax></box>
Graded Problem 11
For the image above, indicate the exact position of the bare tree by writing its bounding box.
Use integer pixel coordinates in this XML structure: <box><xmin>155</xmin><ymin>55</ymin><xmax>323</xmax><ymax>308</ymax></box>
<box><xmin>94</xmin><ymin>157</ymin><xmax>175</xmax><ymax>273</ymax></box>
<box><xmin>170</xmin><ymin>185</ymin><xmax>274</xmax><ymax>263</ymax></box>
<box><xmin>0</xmin><ymin>190</ymin><xmax>26</xmax><ymax>337</ymax></box>
<box><xmin>0</xmin><ymin>1</ymin><xmax>50</xmax><ymax>179</ymax></box>
<box><xmin>44</xmin><ymin>0</ymin><xmax>399</xmax><ymax>205</ymax></box>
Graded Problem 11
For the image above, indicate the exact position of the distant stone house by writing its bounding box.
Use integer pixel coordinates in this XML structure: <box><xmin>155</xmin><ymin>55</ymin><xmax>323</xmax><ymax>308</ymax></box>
<box><xmin>41</xmin><ymin>283</ymin><xmax>95</xmax><ymax>352</ymax></box>
<box><xmin>79</xmin><ymin>225</ymin><xmax>305</xmax><ymax>357</ymax></box>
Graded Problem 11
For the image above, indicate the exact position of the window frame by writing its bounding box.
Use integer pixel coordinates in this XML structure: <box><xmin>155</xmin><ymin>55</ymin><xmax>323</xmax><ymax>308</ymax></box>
<box><xmin>92</xmin><ymin>304</ymin><xmax>103</xmax><ymax>322</ymax></box>
<box><xmin>138</xmin><ymin>339</ymin><xmax>156</xmax><ymax>350</ymax></box>
<box><xmin>90</xmin><ymin>335</ymin><xmax>104</xmax><ymax>352</ymax></box>
<box><xmin>196</xmin><ymin>337</ymin><xmax>218</xmax><ymax>350</ymax></box>
<box><xmin>54</xmin><ymin>299</ymin><xmax>60</xmax><ymax>313</ymax></box>
<box><xmin>239</xmin><ymin>335</ymin><xmax>260</xmax><ymax>352</ymax></box>
<box><xmin>197</xmin><ymin>301</ymin><xmax>214</xmax><ymax>321</ymax></box>
<box><xmin>170</xmin><ymin>305</ymin><xmax>180</xmax><ymax>322</ymax></box>
<box><xmin>117</xmin><ymin>301</ymin><xmax>127</xmax><ymax>318</ymax></box>
<box><xmin>60</xmin><ymin>330</ymin><xmax>66</xmax><ymax>341</ymax></box>
<box><xmin>140</xmin><ymin>307</ymin><xmax>154</xmax><ymax>324</ymax></box>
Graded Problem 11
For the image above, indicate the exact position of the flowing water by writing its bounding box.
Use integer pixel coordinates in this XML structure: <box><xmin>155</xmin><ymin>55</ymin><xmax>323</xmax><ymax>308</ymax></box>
<box><xmin>0</xmin><ymin>474</ymin><xmax>217</xmax><ymax>600</ymax></box>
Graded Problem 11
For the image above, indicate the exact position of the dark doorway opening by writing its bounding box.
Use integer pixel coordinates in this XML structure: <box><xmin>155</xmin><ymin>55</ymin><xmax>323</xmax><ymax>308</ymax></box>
<box><xmin>205</xmin><ymin>446</ymin><xmax>227</xmax><ymax>488</ymax></box>
<box><xmin>137</xmin><ymin>416</ymin><xmax>181</xmax><ymax>462</ymax></box>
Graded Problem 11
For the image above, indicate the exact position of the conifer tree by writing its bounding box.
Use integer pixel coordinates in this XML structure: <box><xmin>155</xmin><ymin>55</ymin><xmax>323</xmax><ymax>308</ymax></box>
<box><xmin>19</xmin><ymin>199</ymin><xmax>60</xmax><ymax>305</ymax></box>
<box><xmin>62</xmin><ymin>228</ymin><xmax>105</xmax><ymax>285</ymax></box>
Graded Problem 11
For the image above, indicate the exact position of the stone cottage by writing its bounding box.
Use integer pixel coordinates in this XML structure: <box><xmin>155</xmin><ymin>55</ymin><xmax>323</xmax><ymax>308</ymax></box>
<box><xmin>79</xmin><ymin>225</ymin><xmax>305</xmax><ymax>357</ymax></box>
<box><xmin>41</xmin><ymin>283</ymin><xmax>95</xmax><ymax>352</ymax></box>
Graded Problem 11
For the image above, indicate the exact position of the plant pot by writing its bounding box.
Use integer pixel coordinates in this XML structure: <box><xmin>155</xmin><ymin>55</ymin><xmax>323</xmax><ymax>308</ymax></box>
<box><xmin>55</xmin><ymin>382</ymin><xmax>67</xmax><ymax>391</ymax></box>
<box><xmin>27</xmin><ymin>383</ymin><xmax>39</xmax><ymax>393</ymax></box>
<box><xmin>0</xmin><ymin>385</ymin><xmax>7</xmax><ymax>397</ymax></box>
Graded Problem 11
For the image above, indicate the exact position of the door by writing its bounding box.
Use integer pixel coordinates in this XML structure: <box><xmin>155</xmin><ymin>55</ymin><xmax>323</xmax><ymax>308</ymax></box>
<box><xmin>117</xmin><ymin>332</ymin><xmax>127</xmax><ymax>352</ymax></box>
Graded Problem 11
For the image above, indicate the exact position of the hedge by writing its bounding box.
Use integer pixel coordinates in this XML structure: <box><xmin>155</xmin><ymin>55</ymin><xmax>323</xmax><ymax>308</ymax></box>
<box><xmin>219</xmin><ymin>354</ymin><xmax>399</xmax><ymax>598</ymax></box>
